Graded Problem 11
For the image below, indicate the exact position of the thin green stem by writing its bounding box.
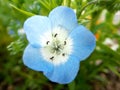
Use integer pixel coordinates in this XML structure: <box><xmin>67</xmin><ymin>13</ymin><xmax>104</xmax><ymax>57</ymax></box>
<box><xmin>78</xmin><ymin>0</ymin><xmax>98</xmax><ymax>18</ymax></box>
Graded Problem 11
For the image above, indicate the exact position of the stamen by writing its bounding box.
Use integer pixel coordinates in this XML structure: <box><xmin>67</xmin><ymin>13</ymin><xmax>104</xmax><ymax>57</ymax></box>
<box><xmin>46</xmin><ymin>41</ymin><xmax>49</xmax><ymax>45</ymax></box>
<box><xmin>54</xmin><ymin>33</ymin><xmax>58</xmax><ymax>37</ymax></box>
<box><xmin>40</xmin><ymin>28</ymin><xmax>73</xmax><ymax>65</ymax></box>
<box><xmin>50</xmin><ymin>56</ymin><xmax>54</xmax><ymax>60</ymax></box>
<box><xmin>64</xmin><ymin>41</ymin><xmax>66</xmax><ymax>45</ymax></box>
<box><xmin>62</xmin><ymin>53</ymin><xmax>65</xmax><ymax>56</ymax></box>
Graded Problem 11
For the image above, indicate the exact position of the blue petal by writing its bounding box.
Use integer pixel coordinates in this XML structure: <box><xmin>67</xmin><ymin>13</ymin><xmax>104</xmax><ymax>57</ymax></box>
<box><xmin>70</xmin><ymin>25</ymin><xmax>96</xmax><ymax>61</ymax></box>
<box><xmin>24</xmin><ymin>15</ymin><xmax>51</xmax><ymax>47</ymax></box>
<box><xmin>23</xmin><ymin>44</ymin><xmax>53</xmax><ymax>73</ymax></box>
<box><xmin>44</xmin><ymin>56</ymin><xmax>80</xmax><ymax>84</ymax></box>
<box><xmin>49</xmin><ymin>6</ymin><xmax>78</xmax><ymax>32</ymax></box>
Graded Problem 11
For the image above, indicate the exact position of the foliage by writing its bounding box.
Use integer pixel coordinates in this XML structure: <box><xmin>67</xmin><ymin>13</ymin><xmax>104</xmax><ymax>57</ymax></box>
<box><xmin>0</xmin><ymin>0</ymin><xmax>120</xmax><ymax>90</ymax></box>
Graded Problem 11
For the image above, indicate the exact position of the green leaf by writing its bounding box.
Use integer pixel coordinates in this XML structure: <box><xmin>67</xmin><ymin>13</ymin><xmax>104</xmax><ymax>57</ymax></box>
<box><xmin>97</xmin><ymin>0</ymin><xmax>120</xmax><ymax>12</ymax></box>
<box><xmin>9</xmin><ymin>4</ymin><xmax>35</xmax><ymax>16</ymax></box>
<box><xmin>38</xmin><ymin>0</ymin><xmax>51</xmax><ymax>10</ymax></box>
<box><xmin>68</xmin><ymin>81</ymin><xmax>76</xmax><ymax>90</ymax></box>
<box><xmin>62</xmin><ymin>0</ymin><xmax>71</xmax><ymax>6</ymax></box>
<box><xmin>107</xmin><ymin>65</ymin><xmax>120</xmax><ymax>77</ymax></box>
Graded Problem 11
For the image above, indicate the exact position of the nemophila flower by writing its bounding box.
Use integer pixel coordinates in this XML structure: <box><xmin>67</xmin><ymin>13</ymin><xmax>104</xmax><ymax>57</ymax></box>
<box><xmin>23</xmin><ymin>6</ymin><xmax>96</xmax><ymax>84</ymax></box>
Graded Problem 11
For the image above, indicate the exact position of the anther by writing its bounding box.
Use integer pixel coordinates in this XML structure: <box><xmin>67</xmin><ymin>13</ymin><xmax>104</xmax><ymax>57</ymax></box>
<box><xmin>46</xmin><ymin>41</ymin><xmax>49</xmax><ymax>45</ymax></box>
<box><xmin>54</xmin><ymin>33</ymin><xmax>58</xmax><ymax>37</ymax></box>
<box><xmin>62</xmin><ymin>53</ymin><xmax>65</xmax><ymax>56</ymax></box>
<box><xmin>50</xmin><ymin>56</ymin><xmax>54</xmax><ymax>60</ymax></box>
<box><xmin>64</xmin><ymin>41</ymin><xmax>66</xmax><ymax>45</ymax></box>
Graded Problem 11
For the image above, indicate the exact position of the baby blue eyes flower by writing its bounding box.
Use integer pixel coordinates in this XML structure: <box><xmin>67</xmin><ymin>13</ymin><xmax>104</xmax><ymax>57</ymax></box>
<box><xmin>23</xmin><ymin>6</ymin><xmax>96</xmax><ymax>84</ymax></box>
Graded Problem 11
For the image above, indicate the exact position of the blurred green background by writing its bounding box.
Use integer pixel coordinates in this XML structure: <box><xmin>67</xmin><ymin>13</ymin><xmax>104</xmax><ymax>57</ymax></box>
<box><xmin>0</xmin><ymin>0</ymin><xmax>120</xmax><ymax>90</ymax></box>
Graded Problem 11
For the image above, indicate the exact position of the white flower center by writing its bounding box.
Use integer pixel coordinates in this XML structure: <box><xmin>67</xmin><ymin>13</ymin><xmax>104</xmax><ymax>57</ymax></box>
<box><xmin>40</xmin><ymin>26</ymin><xmax>73</xmax><ymax>65</ymax></box>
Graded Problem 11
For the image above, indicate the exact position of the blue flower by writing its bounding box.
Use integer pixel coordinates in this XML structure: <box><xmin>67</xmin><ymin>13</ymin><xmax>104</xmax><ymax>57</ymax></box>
<box><xmin>23</xmin><ymin>6</ymin><xmax>96</xmax><ymax>84</ymax></box>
